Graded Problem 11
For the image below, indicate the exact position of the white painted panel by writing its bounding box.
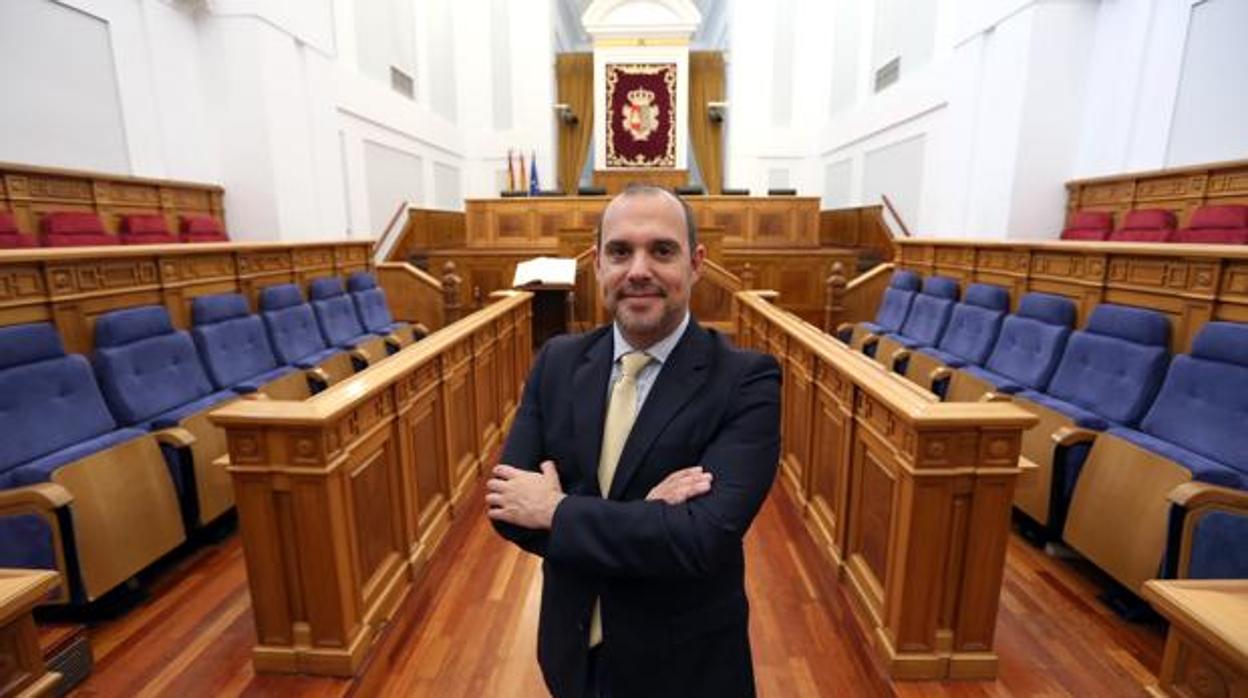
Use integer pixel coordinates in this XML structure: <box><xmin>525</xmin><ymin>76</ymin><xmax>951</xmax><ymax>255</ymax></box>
<box><xmin>0</xmin><ymin>0</ymin><xmax>128</xmax><ymax>171</ymax></box>
<box><xmin>433</xmin><ymin>162</ymin><xmax>463</xmax><ymax>210</ymax></box>
<box><xmin>364</xmin><ymin>140</ymin><xmax>424</xmax><ymax>237</ymax></box>
<box><xmin>767</xmin><ymin>168</ymin><xmax>790</xmax><ymax>189</ymax></box>
<box><xmin>863</xmin><ymin>134</ymin><xmax>924</xmax><ymax>230</ymax></box>
<box><xmin>352</xmin><ymin>0</ymin><xmax>416</xmax><ymax>95</ymax></box>
<box><xmin>872</xmin><ymin>0</ymin><xmax>938</xmax><ymax>81</ymax></box>
<box><xmin>1167</xmin><ymin>0</ymin><xmax>1248</xmax><ymax>166</ymax></box>
<box><xmin>828</xmin><ymin>0</ymin><xmax>859</xmax><ymax>115</ymax></box>
<box><xmin>770</xmin><ymin>0</ymin><xmax>795</xmax><ymax>127</ymax></box>
<box><xmin>823</xmin><ymin>159</ymin><xmax>852</xmax><ymax>208</ymax></box>
<box><xmin>429</xmin><ymin>0</ymin><xmax>458</xmax><ymax>122</ymax></box>
<box><xmin>490</xmin><ymin>0</ymin><xmax>514</xmax><ymax>130</ymax></box>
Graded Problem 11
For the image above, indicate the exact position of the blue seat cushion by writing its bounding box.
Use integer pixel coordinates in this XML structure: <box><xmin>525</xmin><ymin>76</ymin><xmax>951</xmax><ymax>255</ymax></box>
<box><xmin>8</xmin><ymin>428</ymin><xmax>148</xmax><ymax>487</ymax></box>
<box><xmin>1187</xmin><ymin>511</ymin><xmax>1248</xmax><ymax>579</ymax></box>
<box><xmin>94</xmin><ymin>330</ymin><xmax>217</xmax><ymax>426</ymax></box>
<box><xmin>1138</xmin><ymin>352</ymin><xmax>1248</xmax><ymax>478</ymax></box>
<box><xmin>264</xmin><ymin>304</ymin><xmax>332</xmax><ymax>365</ymax></box>
<box><xmin>0</xmin><ymin>355</ymin><xmax>120</xmax><ymax>473</ymax></box>
<box><xmin>960</xmin><ymin>365</ymin><xmax>1024</xmax><ymax>394</ymax></box>
<box><xmin>981</xmin><ymin>294</ymin><xmax>1075</xmax><ymax>391</ymax></box>
<box><xmin>137</xmin><ymin>390</ymin><xmax>238</xmax><ymax>431</ymax></box>
<box><xmin>0</xmin><ymin>323</ymin><xmax>65</xmax><ymax>369</ymax></box>
<box><xmin>1043</xmin><ymin>305</ymin><xmax>1170</xmax><ymax>426</ymax></box>
<box><xmin>1018</xmin><ymin>390</ymin><xmax>1110</xmax><ymax>431</ymax></box>
<box><xmin>1108</xmin><ymin>426</ymin><xmax>1246</xmax><ymax>490</ymax></box>
<box><xmin>916</xmin><ymin>346</ymin><xmax>970</xmax><ymax>368</ymax></box>
<box><xmin>192</xmin><ymin>295</ymin><xmax>288</xmax><ymax>390</ymax></box>
<box><xmin>932</xmin><ymin>284</ymin><xmax>1008</xmax><ymax>366</ymax></box>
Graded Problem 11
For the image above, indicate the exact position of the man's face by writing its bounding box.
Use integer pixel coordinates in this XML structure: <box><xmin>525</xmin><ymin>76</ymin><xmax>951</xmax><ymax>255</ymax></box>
<box><xmin>594</xmin><ymin>192</ymin><xmax>705</xmax><ymax>347</ymax></box>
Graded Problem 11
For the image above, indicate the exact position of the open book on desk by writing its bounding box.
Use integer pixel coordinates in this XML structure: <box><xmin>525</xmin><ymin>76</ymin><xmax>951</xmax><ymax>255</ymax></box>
<box><xmin>512</xmin><ymin>256</ymin><xmax>576</xmax><ymax>288</ymax></box>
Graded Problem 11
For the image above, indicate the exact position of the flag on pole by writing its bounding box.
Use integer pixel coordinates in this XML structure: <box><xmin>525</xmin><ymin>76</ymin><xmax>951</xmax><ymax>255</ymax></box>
<box><xmin>529</xmin><ymin>151</ymin><xmax>539</xmax><ymax>195</ymax></box>
<box><xmin>506</xmin><ymin>149</ymin><xmax>516</xmax><ymax>192</ymax></box>
<box><xmin>519</xmin><ymin>152</ymin><xmax>528</xmax><ymax>193</ymax></box>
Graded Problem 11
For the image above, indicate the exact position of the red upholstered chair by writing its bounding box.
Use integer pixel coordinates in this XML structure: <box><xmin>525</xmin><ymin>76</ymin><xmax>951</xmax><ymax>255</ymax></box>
<box><xmin>1060</xmin><ymin>210</ymin><xmax>1114</xmax><ymax>241</ymax></box>
<box><xmin>40</xmin><ymin>211</ymin><xmax>117</xmax><ymax>247</ymax></box>
<box><xmin>0</xmin><ymin>211</ymin><xmax>38</xmax><ymax>249</ymax></box>
<box><xmin>1174</xmin><ymin>205</ymin><xmax>1248</xmax><ymax>245</ymax></box>
<box><xmin>179</xmin><ymin>215</ymin><xmax>228</xmax><ymax>243</ymax></box>
<box><xmin>1109</xmin><ymin>209</ymin><xmax>1177</xmax><ymax>242</ymax></box>
<box><xmin>119</xmin><ymin>214</ymin><xmax>178</xmax><ymax>245</ymax></box>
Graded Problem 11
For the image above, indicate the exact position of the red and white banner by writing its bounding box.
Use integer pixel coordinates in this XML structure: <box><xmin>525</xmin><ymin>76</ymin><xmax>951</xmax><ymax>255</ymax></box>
<box><xmin>605</xmin><ymin>63</ymin><xmax>677</xmax><ymax>168</ymax></box>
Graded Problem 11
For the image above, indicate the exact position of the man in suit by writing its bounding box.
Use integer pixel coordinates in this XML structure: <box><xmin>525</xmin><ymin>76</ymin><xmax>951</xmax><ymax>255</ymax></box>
<box><xmin>487</xmin><ymin>184</ymin><xmax>781</xmax><ymax>698</ymax></box>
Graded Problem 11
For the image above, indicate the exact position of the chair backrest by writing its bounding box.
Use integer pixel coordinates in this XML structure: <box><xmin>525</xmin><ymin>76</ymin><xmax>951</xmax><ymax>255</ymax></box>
<box><xmin>347</xmin><ymin>272</ymin><xmax>395</xmax><ymax>334</ymax></box>
<box><xmin>0</xmin><ymin>323</ymin><xmax>118</xmax><ymax>473</ymax></box>
<box><xmin>179</xmin><ymin>215</ymin><xmax>228</xmax><ymax>243</ymax></box>
<box><xmin>119</xmin><ymin>214</ymin><xmax>177</xmax><ymax>245</ymax></box>
<box><xmin>260</xmin><ymin>283</ymin><xmax>330</xmax><ymax>364</ymax></box>
<box><xmin>308</xmin><ymin>276</ymin><xmax>366</xmax><ymax>347</ymax></box>
<box><xmin>983</xmin><ymin>293</ymin><xmax>1076</xmax><ymax>390</ymax></box>
<box><xmin>191</xmin><ymin>293</ymin><xmax>282</xmax><ymax>389</ymax></box>
<box><xmin>1174</xmin><ymin>205</ymin><xmax>1248</xmax><ymax>244</ymax></box>
<box><xmin>934</xmin><ymin>283</ymin><xmax>1009</xmax><ymax>365</ymax></box>
<box><xmin>92</xmin><ymin>305</ymin><xmax>216</xmax><ymax>426</ymax></box>
<box><xmin>41</xmin><ymin>211</ymin><xmax>116</xmax><ymax>247</ymax></box>
<box><xmin>873</xmin><ymin>270</ymin><xmax>922</xmax><ymax>333</ymax></box>
<box><xmin>1044</xmin><ymin>304</ymin><xmax>1170</xmax><ymax>426</ymax></box>
<box><xmin>0</xmin><ymin>212</ymin><xmax>37</xmax><ymax>248</ymax></box>
<box><xmin>1140</xmin><ymin>322</ymin><xmax>1248</xmax><ymax>476</ymax></box>
<box><xmin>1061</xmin><ymin>210</ymin><xmax>1114</xmax><ymax>241</ymax></box>
<box><xmin>1109</xmin><ymin>208</ymin><xmax>1177</xmax><ymax>242</ymax></box>
<box><xmin>897</xmin><ymin>276</ymin><xmax>959</xmax><ymax>345</ymax></box>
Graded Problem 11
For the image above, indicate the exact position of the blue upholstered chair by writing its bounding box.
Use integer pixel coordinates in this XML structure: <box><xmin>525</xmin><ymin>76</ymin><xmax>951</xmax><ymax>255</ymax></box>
<box><xmin>946</xmin><ymin>293</ymin><xmax>1076</xmax><ymax>401</ymax></box>
<box><xmin>308</xmin><ymin>276</ymin><xmax>392</xmax><ymax>366</ymax></box>
<box><xmin>1063</xmin><ymin>322</ymin><xmax>1248</xmax><ymax>593</ymax></box>
<box><xmin>897</xmin><ymin>283</ymin><xmax>1009</xmax><ymax>394</ymax></box>
<box><xmin>1010</xmin><ymin>305</ymin><xmax>1171</xmax><ymax>532</ymax></box>
<box><xmin>190</xmin><ymin>293</ymin><xmax>312</xmax><ymax>400</ymax></box>
<box><xmin>868</xmin><ymin>276</ymin><xmax>960</xmax><ymax>371</ymax></box>
<box><xmin>347</xmin><ymin>272</ymin><xmax>425</xmax><ymax>347</ymax></box>
<box><xmin>92</xmin><ymin>305</ymin><xmax>238</xmax><ymax>527</ymax></box>
<box><xmin>0</xmin><ymin>323</ymin><xmax>185</xmax><ymax>603</ymax></box>
<box><xmin>258</xmin><ymin>284</ymin><xmax>357</xmax><ymax>389</ymax></box>
<box><xmin>836</xmin><ymin>269</ymin><xmax>921</xmax><ymax>353</ymax></box>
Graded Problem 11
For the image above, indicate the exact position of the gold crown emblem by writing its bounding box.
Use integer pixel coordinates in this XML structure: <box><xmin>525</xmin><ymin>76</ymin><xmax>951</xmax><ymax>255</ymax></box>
<box><xmin>627</xmin><ymin>88</ymin><xmax>655</xmax><ymax>104</ymax></box>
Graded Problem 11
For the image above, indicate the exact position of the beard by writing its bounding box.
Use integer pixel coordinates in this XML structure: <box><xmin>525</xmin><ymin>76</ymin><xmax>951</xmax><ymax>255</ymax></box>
<box><xmin>607</xmin><ymin>283</ymin><xmax>682</xmax><ymax>342</ymax></box>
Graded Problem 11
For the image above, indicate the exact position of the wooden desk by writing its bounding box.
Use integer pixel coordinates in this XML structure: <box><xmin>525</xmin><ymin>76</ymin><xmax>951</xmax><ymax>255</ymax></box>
<box><xmin>0</xmin><ymin>570</ymin><xmax>62</xmax><ymax>697</ymax></box>
<box><xmin>1142</xmin><ymin>579</ymin><xmax>1248</xmax><ymax>698</ymax></box>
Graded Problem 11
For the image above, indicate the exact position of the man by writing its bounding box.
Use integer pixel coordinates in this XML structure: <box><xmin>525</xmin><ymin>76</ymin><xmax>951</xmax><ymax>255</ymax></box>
<box><xmin>487</xmin><ymin>185</ymin><xmax>781</xmax><ymax>698</ymax></box>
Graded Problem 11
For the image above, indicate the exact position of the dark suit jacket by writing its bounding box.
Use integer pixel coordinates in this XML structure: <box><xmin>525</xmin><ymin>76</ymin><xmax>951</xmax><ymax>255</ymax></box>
<box><xmin>495</xmin><ymin>319</ymin><xmax>781</xmax><ymax>698</ymax></box>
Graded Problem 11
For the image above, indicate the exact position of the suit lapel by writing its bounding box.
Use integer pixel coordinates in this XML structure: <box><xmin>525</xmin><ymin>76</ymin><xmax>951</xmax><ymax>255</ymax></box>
<box><xmin>571</xmin><ymin>329</ymin><xmax>613</xmax><ymax>491</ymax></box>
<box><xmin>607</xmin><ymin>321</ymin><xmax>713</xmax><ymax>500</ymax></box>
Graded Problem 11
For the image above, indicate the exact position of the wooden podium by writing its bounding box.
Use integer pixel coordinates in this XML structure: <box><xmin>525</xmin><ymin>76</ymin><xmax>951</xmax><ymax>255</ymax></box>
<box><xmin>519</xmin><ymin>282</ymin><xmax>573</xmax><ymax>350</ymax></box>
<box><xmin>593</xmin><ymin>169</ymin><xmax>687</xmax><ymax>194</ymax></box>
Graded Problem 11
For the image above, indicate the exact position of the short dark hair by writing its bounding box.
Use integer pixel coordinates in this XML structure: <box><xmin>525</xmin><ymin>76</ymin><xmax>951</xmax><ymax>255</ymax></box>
<box><xmin>596</xmin><ymin>184</ymin><xmax>698</xmax><ymax>252</ymax></box>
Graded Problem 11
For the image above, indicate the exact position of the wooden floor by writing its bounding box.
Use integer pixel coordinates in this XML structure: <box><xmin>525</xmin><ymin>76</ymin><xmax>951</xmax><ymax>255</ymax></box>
<box><xmin>60</xmin><ymin>480</ymin><xmax>1164</xmax><ymax>697</ymax></box>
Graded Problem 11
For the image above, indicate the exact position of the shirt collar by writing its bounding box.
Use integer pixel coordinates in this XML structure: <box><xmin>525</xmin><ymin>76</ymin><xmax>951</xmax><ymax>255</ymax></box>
<box><xmin>612</xmin><ymin>311</ymin><xmax>690</xmax><ymax>366</ymax></box>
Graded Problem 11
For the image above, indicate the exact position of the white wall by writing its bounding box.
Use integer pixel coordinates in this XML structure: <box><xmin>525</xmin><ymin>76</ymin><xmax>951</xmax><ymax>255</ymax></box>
<box><xmin>1</xmin><ymin>0</ymin><xmax>557</xmax><ymax>242</ymax></box>
<box><xmin>736</xmin><ymin>0</ymin><xmax>1248</xmax><ymax>240</ymax></box>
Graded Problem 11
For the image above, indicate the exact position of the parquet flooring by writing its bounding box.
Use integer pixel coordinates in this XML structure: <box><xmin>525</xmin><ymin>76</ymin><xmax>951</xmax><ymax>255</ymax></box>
<box><xmin>63</xmin><ymin>481</ymin><xmax>1164</xmax><ymax>697</ymax></box>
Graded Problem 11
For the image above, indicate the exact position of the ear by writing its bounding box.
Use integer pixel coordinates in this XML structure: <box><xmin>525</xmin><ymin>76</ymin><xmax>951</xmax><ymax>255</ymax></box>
<box><xmin>690</xmin><ymin>243</ymin><xmax>707</xmax><ymax>279</ymax></box>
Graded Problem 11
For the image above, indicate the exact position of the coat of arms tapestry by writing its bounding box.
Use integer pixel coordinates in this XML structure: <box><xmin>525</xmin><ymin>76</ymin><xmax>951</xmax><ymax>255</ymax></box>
<box><xmin>605</xmin><ymin>63</ymin><xmax>677</xmax><ymax>168</ymax></box>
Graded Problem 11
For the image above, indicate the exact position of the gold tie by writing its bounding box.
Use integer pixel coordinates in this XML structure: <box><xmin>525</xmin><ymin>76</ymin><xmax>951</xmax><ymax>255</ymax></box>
<box><xmin>590</xmin><ymin>350</ymin><xmax>652</xmax><ymax>647</ymax></box>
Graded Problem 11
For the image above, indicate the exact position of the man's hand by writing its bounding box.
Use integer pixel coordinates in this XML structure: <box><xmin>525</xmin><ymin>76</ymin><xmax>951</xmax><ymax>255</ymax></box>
<box><xmin>486</xmin><ymin>461</ymin><xmax>566</xmax><ymax>529</ymax></box>
<box><xmin>646</xmin><ymin>466</ymin><xmax>713</xmax><ymax>505</ymax></box>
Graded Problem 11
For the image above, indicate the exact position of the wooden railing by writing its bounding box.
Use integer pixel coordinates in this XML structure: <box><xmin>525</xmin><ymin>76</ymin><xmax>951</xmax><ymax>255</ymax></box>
<box><xmin>375</xmin><ymin>261</ymin><xmax>445</xmax><ymax>330</ymax></box>
<box><xmin>735</xmin><ymin>291</ymin><xmax>1036</xmax><ymax>680</ymax></box>
<box><xmin>209</xmin><ymin>292</ymin><xmax>532</xmax><ymax>677</ymax></box>
<box><xmin>0</xmin><ymin>240</ymin><xmax>372</xmax><ymax>354</ymax></box>
<box><xmin>822</xmin><ymin>262</ymin><xmax>895</xmax><ymax>332</ymax></box>
<box><xmin>896</xmin><ymin>239</ymin><xmax>1248</xmax><ymax>353</ymax></box>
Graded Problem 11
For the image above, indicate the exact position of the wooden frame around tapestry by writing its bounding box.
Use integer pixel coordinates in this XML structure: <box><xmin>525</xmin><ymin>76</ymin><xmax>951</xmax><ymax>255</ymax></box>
<box><xmin>605</xmin><ymin>63</ymin><xmax>677</xmax><ymax>168</ymax></box>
